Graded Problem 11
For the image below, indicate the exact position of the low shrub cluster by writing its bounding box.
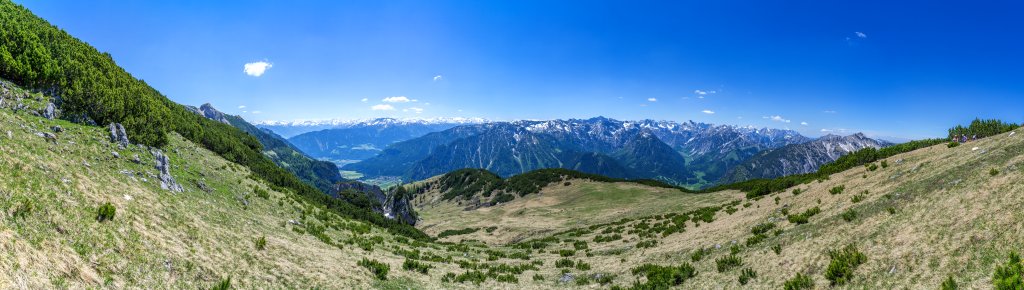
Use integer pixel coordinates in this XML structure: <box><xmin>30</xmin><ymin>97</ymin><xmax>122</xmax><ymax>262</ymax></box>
<box><xmin>438</xmin><ymin>227</ymin><xmax>479</xmax><ymax>238</ymax></box>
<box><xmin>629</xmin><ymin>263</ymin><xmax>697</xmax><ymax>289</ymax></box>
<box><xmin>358</xmin><ymin>258</ymin><xmax>390</xmax><ymax>280</ymax></box>
<box><xmin>403</xmin><ymin>259</ymin><xmax>432</xmax><ymax>274</ymax></box>
<box><xmin>824</xmin><ymin>244</ymin><xmax>867</xmax><ymax>286</ymax></box>
<box><xmin>96</xmin><ymin>202</ymin><xmax>116</xmax><ymax>222</ymax></box>
<box><xmin>783</xmin><ymin>273</ymin><xmax>814</xmax><ymax>290</ymax></box>
<box><xmin>716</xmin><ymin>254</ymin><xmax>743</xmax><ymax>272</ymax></box>
<box><xmin>738</xmin><ymin>268</ymin><xmax>757</xmax><ymax>285</ymax></box>
<box><xmin>787</xmin><ymin>207</ymin><xmax>821</xmax><ymax>225</ymax></box>
<box><xmin>993</xmin><ymin>252</ymin><xmax>1024</xmax><ymax>289</ymax></box>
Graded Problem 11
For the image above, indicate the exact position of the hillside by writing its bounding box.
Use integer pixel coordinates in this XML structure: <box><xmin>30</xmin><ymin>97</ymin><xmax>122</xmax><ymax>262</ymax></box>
<box><xmin>413</xmin><ymin>126</ymin><xmax>1024</xmax><ymax>288</ymax></box>
<box><xmin>186</xmin><ymin>103</ymin><xmax>344</xmax><ymax>194</ymax></box>
<box><xmin>0</xmin><ymin>0</ymin><xmax>418</xmax><ymax>237</ymax></box>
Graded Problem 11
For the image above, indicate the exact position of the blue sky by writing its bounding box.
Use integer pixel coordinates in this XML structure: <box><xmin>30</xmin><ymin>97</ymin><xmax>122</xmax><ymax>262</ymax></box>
<box><xmin>16</xmin><ymin>0</ymin><xmax>1024</xmax><ymax>140</ymax></box>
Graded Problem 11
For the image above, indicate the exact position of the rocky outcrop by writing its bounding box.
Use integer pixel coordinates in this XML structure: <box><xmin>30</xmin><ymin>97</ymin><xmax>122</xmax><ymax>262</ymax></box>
<box><xmin>109</xmin><ymin>123</ymin><xmax>130</xmax><ymax>148</ymax></box>
<box><xmin>42</xmin><ymin>103</ymin><xmax>56</xmax><ymax>119</ymax></box>
<box><xmin>153</xmin><ymin>149</ymin><xmax>184</xmax><ymax>192</ymax></box>
<box><xmin>333</xmin><ymin>181</ymin><xmax>418</xmax><ymax>225</ymax></box>
<box><xmin>185</xmin><ymin>103</ymin><xmax>230</xmax><ymax>125</ymax></box>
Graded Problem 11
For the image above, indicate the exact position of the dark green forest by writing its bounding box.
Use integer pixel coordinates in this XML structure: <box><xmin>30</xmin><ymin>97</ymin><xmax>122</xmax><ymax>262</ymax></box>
<box><xmin>0</xmin><ymin>0</ymin><xmax>425</xmax><ymax>239</ymax></box>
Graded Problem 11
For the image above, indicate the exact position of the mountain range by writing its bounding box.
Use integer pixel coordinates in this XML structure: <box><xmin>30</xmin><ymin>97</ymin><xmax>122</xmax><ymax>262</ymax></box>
<box><xmin>719</xmin><ymin>133</ymin><xmax>893</xmax><ymax>184</ymax></box>
<box><xmin>256</xmin><ymin>117</ymin><xmax>487</xmax><ymax>138</ymax></box>
<box><xmin>281</xmin><ymin>118</ymin><xmax>483</xmax><ymax>164</ymax></box>
<box><xmin>340</xmin><ymin>117</ymin><xmax>845</xmax><ymax>188</ymax></box>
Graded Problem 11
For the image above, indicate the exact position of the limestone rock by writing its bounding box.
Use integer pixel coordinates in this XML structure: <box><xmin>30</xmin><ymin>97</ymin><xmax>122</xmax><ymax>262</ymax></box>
<box><xmin>108</xmin><ymin>123</ymin><xmax>130</xmax><ymax>148</ymax></box>
<box><xmin>43</xmin><ymin>103</ymin><xmax>56</xmax><ymax>119</ymax></box>
<box><xmin>152</xmin><ymin>149</ymin><xmax>184</xmax><ymax>192</ymax></box>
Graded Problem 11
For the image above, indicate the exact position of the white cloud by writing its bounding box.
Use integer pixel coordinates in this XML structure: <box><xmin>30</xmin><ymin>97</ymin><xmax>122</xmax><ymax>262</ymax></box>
<box><xmin>647</xmin><ymin>98</ymin><xmax>657</xmax><ymax>102</ymax></box>
<box><xmin>361</xmin><ymin>98</ymin><xmax>368</xmax><ymax>103</ymax></box>
<box><xmin>702</xmin><ymin>110</ymin><xmax>715</xmax><ymax>114</ymax></box>
<box><xmin>403</xmin><ymin>107</ymin><xmax>424</xmax><ymax>114</ymax></box>
<box><xmin>251</xmin><ymin>111</ymin><xmax>262</xmax><ymax>114</ymax></box>
<box><xmin>383</xmin><ymin>96</ymin><xmax>414</xmax><ymax>103</ymax></box>
<box><xmin>238</xmin><ymin>105</ymin><xmax>246</xmax><ymax>109</ymax></box>
<box><xmin>694</xmin><ymin>89</ymin><xmax>717</xmax><ymax>95</ymax></box>
<box><xmin>764</xmin><ymin>115</ymin><xmax>791</xmax><ymax>123</ymax></box>
<box><xmin>855</xmin><ymin>31</ymin><xmax>867</xmax><ymax>38</ymax></box>
<box><xmin>823</xmin><ymin>110</ymin><xmax>837</xmax><ymax>114</ymax></box>
<box><xmin>433</xmin><ymin>75</ymin><xmax>443</xmax><ymax>81</ymax></box>
<box><xmin>801</xmin><ymin>121</ymin><xmax>809</xmax><ymax>126</ymax></box>
<box><xmin>371</xmin><ymin>104</ymin><xmax>395</xmax><ymax>111</ymax></box>
<box><xmin>243</xmin><ymin>61</ymin><xmax>272</xmax><ymax>77</ymax></box>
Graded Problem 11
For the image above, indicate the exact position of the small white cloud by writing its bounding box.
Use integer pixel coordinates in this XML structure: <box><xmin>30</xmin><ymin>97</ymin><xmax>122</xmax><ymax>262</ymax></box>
<box><xmin>698</xmin><ymin>96</ymin><xmax>705</xmax><ymax>99</ymax></box>
<box><xmin>855</xmin><ymin>31</ymin><xmax>867</xmax><ymax>38</ymax></box>
<box><xmin>702</xmin><ymin>110</ymin><xmax>715</xmax><ymax>114</ymax></box>
<box><xmin>764</xmin><ymin>115</ymin><xmax>791</xmax><ymax>123</ymax></box>
<box><xmin>238</xmin><ymin>105</ymin><xmax>246</xmax><ymax>109</ymax></box>
<box><xmin>403</xmin><ymin>107</ymin><xmax>424</xmax><ymax>114</ymax></box>
<box><xmin>361</xmin><ymin>98</ymin><xmax>368</xmax><ymax>103</ymax></box>
<box><xmin>823</xmin><ymin>110</ymin><xmax>837</xmax><ymax>114</ymax></box>
<box><xmin>694</xmin><ymin>89</ymin><xmax>716</xmax><ymax>95</ymax></box>
<box><xmin>242</xmin><ymin>110</ymin><xmax>247</xmax><ymax>113</ymax></box>
<box><xmin>433</xmin><ymin>75</ymin><xmax>443</xmax><ymax>81</ymax></box>
<box><xmin>801</xmin><ymin>121</ymin><xmax>809</xmax><ymax>126</ymax></box>
<box><xmin>647</xmin><ymin>98</ymin><xmax>657</xmax><ymax>102</ymax></box>
<box><xmin>821</xmin><ymin>129</ymin><xmax>833</xmax><ymax>133</ymax></box>
<box><xmin>251</xmin><ymin>111</ymin><xmax>262</xmax><ymax>114</ymax></box>
<box><xmin>243</xmin><ymin>61</ymin><xmax>272</xmax><ymax>77</ymax></box>
<box><xmin>383</xmin><ymin>96</ymin><xmax>413</xmax><ymax>103</ymax></box>
<box><xmin>371</xmin><ymin>104</ymin><xmax>395</xmax><ymax>111</ymax></box>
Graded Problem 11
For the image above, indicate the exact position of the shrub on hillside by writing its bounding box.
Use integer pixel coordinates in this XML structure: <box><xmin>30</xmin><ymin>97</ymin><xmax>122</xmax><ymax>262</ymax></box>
<box><xmin>841</xmin><ymin>209</ymin><xmax>858</xmax><ymax>222</ymax></box>
<box><xmin>738</xmin><ymin>268</ymin><xmax>757</xmax><ymax>285</ymax></box>
<box><xmin>829</xmin><ymin>185</ymin><xmax>846</xmax><ymax>195</ymax></box>
<box><xmin>716</xmin><ymin>254</ymin><xmax>743</xmax><ymax>272</ymax></box>
<box><xmin>555</xmin><ymin>258</ymin><xmax>575</xmax><ymax>268</ymax></box>
<box><xmin>403</xmin><ymin>259</ymin><xmax>432</xmax><ymax>274</ymax></box>
<box><xmin>948</xmin><ymin>141</ymin><xmax>961</xmax><ymax>148</ymax></box>
<box><xmin>751</xmin><ymin>222</ymin><xmax>776</xmax><ymax>235</ymax></box>
<box><xmin>993</xmin><ymin>252</ymin><xmax>1024</xmax><ymax>289</ymax></box>
<box><xmin>772</xmin><ymin>244</ymin><xmax>782</xmax><ymax>255</ymax></box>
<box><xmin>358</xmin><ymin>258</ymin><xmax>390</xmax><ymax>280</ymax></box>
<box><xmin>630</xmin><ymin>263</ymin><xmax>697</xmax><ymax>288</ymax></box>
<box><xmin>96</xmin><ymin>202</ymin><xmax>116</xmax><ymax>222</ymax></box>
<box><xmin>438</xmin><ymin>227</ymin><xmax>479</xmax><ymax>238</ymax></box>
<box><xmin>210</xmin><ymin>277</ymin><xmax>231</xmax><ymax>290</ymax></box>
<box><xmin>991</xmin><ymin>168</ymin><xmax>1000</xmax><ymax>176</ymax></box>
<box><xmin>941</xmin><ymin>275</ymin><xmax>958</xmax><ymax>290</ymax></box>
<box><xmin>824</xmin><ymin>244</ymin><xmax>867</xmax><ymax>286</ymax></box>
<box><xmin>783</xmin><ymin>273</ymin><xmax>814</xmax><ymax>290</ymax></box>
<box><xmin>787</xmin><ymin>207</ymin><xmax>821</xmax><ymax>225</ymax></box>
<box><xmin>254</xmin><ymin>236</ymin><xmax>266</xmax><ymax>251</ymax></box>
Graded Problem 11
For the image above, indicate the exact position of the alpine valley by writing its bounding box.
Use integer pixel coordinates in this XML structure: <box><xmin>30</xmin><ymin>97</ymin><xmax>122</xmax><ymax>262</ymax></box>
<box><xmin>3</xmin><ymin>1</ymin><xmax>1024</xmax><ymax>289</ymax></box>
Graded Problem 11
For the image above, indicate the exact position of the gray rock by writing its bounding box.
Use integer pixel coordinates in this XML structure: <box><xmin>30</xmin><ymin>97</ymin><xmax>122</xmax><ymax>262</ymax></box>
<box><xmin>108</xmin><ymin>123</ymin><xmax>130</xmax><ymax>148</ymax></box>
<box><xmin>558</xmin><ymin>273</ymin><xmax>574</xmax><ymax>283</ymax></box>
<box><xmin>132</xmin><ymin>154</ymin><xmax>141</xmax><ymax>164</ymax></box>
<box><xmin>36</xmin><ymin>132</ymin><xmax>57</xmax><ymax>143</ymax></box>
<box><xmin>112</xmin><ymin>151</ymin><xmax>121</xmax><ymax>158</ymax></box>
<box><xmin>42</xmin><ymin>103</ymin><xmax>56</xmax><ymax>119</ymax></box>
<box><xmin>197</xmin><ymin>180</ymin><xmax>213</xmax><ymax>193</ymax></box>
<box><xmin>152</xmin><ymin>149</ymin><xmax>184</xmax><ymax>192</ymax></box>
<box><xmin>51</xmin><ymin>125</ymin><xmax>63</xmax><ymax>133</ymax></box>
<box><xmin>5</xmin><ymin>131</ymin><xmax>10</xmax><ymax>139</ymax></box>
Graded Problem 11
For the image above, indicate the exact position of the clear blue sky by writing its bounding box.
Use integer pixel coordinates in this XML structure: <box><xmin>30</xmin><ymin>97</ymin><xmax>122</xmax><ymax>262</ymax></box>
<box><xmin>15</xmin><ymin>0</ymin><xmax>1024</xmax><ymax>139</ymax></box>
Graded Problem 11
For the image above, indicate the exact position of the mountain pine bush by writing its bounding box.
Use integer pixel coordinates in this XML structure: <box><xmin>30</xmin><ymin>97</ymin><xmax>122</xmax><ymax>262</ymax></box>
<box><xmin>716</xmin><ymin>254</ymin><xmax>743</xmax><ymax>272</ymax></box>
<box><xmin>95</xmin><ymin>202</ymin><xmax>116</xmax><ymax>222</ymax></box>
<box><xmin>783</xmin><ymin>273</ymin><xmax>814</xmax><ymax>290</ymax></box>
<box><xmin>629</xmin><ymin>263</ymin><xmax>697</xmax><ymax>288</ymax></box>
<box><xmin>358</xmin><ymin>258</ymin><xmax>390</xmax><ymax>280</ymax></box>
<box><xmin>993</xmin><ymin>252</ymin><xmax>1024</xmax><ymax>289</ymax></box>
<box><xmin>738</xmin><ymin>268</ymin><xmax>757</xmax><ymax>285</ymax></box>
<box><xmin>824</xmin><ymin>244</ymin><xmax>867</xmax><ymax>286</ymax></box>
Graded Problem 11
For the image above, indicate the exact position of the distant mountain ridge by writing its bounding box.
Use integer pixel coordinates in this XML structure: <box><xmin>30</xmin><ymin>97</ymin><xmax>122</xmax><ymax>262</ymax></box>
<box><xmin>719</xmin><ymin>133</ymin><xmax>893</xmax><ymax>184</ymax></box>
<box><xmin>345</xmin><ymin>117</ymin><xmax>812</xmax><ymax>187</ymax></box>
<box><xmin>285</xmin><ymin>118</ymin><xmax>477</xmax><ymax>163</ymax></box>
<box><xmin>256</xmin><ymin>117</ymin><xmax>487</xmax><ymax>138</ymax></box>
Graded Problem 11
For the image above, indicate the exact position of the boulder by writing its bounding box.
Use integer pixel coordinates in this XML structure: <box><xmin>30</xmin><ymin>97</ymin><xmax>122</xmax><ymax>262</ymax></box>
<box><xmin>51</xmin><ymin>125</ymin><xmax>63</xmax><ymax>133</ymax></box>
<box><xmin>42</xmin><ymin>103</ymin><xmax>56</xmax><ymax>119</ymax></box>
<box><xmin>108</xmin><ymin>123</ymin><xmax>130</xmax><ymax>148</ymax></box>
<box><xmin>153</xmin><ymin>149</ymin><xmax>184</xmax><ymax>192</ymax></box>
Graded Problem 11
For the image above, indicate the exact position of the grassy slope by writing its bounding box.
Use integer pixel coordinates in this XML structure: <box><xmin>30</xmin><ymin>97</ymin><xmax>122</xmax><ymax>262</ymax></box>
<box><xmin>415</xmin><ymin>180</ymin><xmax>739</xmax><ymax>244</ymax></box>
<box><xmin>415</xmin><ymin>127</ymin><xmax>1024</xmax><ymax>288</ymax></box>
